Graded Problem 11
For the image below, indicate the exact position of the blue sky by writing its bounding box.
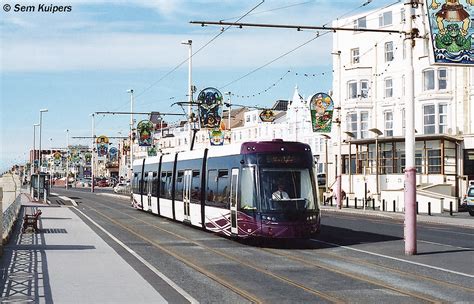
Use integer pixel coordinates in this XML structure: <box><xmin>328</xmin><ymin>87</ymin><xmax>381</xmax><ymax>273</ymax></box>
<box><xmin>1</xmin><ymin>0</ymin><xmax>397</xmax><ymax>172</ymax></box>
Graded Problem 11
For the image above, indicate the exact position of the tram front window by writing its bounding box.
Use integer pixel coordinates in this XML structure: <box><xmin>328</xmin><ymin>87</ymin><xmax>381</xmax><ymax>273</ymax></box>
<box><xmin>260</xmin><ymin>168</ymin><xmax>316</xmax><ymax>211</ymax></box>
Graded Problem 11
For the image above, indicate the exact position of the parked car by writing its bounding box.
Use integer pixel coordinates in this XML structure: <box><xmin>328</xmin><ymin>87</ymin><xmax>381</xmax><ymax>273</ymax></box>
<box><xmin>97</xmin><ymin>179</ymin><xmax>109</xmax><ymax>187</ymax></box>
<box><xmin>463</xmin><ymin>184</ymin><xmax>474</xmax><ymax>216</ymax></box>
<box><xmin>114</xmin><ymin>182</ymin><xmax>129</xmax><ymax>194</ymax></box>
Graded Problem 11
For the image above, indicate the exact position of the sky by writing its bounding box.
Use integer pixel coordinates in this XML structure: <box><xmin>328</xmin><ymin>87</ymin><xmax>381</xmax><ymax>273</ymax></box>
<box><xmin>0</xmin><ymin>0</ymin><xmax>398</xmax><ymax>173</ymax></box>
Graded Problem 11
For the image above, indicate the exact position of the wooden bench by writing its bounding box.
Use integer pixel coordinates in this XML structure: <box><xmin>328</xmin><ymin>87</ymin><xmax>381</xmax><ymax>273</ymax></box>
<box><xmin>22</xmin><ymin>208</ymin><xmax>42</xmax><ymax>233</ymax></box>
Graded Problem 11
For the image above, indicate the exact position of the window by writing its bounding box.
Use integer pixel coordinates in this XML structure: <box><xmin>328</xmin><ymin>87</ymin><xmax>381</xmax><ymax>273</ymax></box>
<box><xmin>438</xmin><ymin>69</ymin><xmax>447</xmax><ymax>90</ymax></box>
<box><xmin>360</xmin><ymin>112</ymin><xmax>369</xmax><ymax>139</ymax></box>
<box><xmin>423</xmin><ymin>105</ymin><xmax>436</xmax><ymax>134</ymax></box>
<box><xmin>360</xmin><ymin>80</ymin><xmax>369</xmax><ymax>98</ymax></box>
<box><xmin>400</xmin><ymin>8</ymin><xmax>405</xmax><ymax>23</ymax></box>
<box><xmin>354</xmin><ymin>16</ymin><xmax>367</xmax><ymax>29</ymax></box>
<box><xmin>384</xmin><ymin>77</ymin><xmax>393</xmax><ymax>98</ymax></box>
<box><xmin>347</xmin><ymin>112</ymin><xmax>358</xmax><ymax>136</ymax></box>
<box><xmin>427</xmin><ymin>149</ymin><xmax>441</xmax><ymax>174</ymax></box>
<box><xmin>190</xmin><ymin>170</ymin><xmax>201</xmax><ymax>203</ymax></box>
<box><xmin>351</xmin><ymin>48</ymin><xmax>360</xmax><ymax>64</ymax></box>
<box><xmin>379</xmin><ymin>11</ymin><xmax>393</xmax><ymax>27</ymax></box>
<box><xmin>206</xmin><ymin>169</ymin><xmax>229</xmax><ymax>208</ymax></box>
<box><xmin>385</xmin><ymin>41</ymin><xmax>394</xmax><ymax>62</ymax></box>
<box><xmin>348</xmin><ymin>81</ymin><xmax>358</xmax><ymax>99</ymax></box>
<box><xmin>152</xmin><ymin>172</ymin><xmax>158</xmax><ymax>197</ymax></box>
<box><xmin>423</xmin><ymin>69</ymin><xmax>435</xmax><ymax>91</ymax></box>
<box><xmin>245</xmin><ymin>115</ymin><xmax>250</xmax><ymax>122</ymax></box>
<box><xmin>175</xmin><ymin>171</ymin><xmax>184</xmax><ymax>201</ymax></box>
<box><xmin>439</xmin><ymin>103</ymin><xmax>447</xmax><ymax>133</ymax></box>
<box><xmin>160</xmin><ymin>171</ymin><xmax>172</xmax><ymax>200</ymax></box>
<box><xmin>347</xmin><ymin>112</ymin><xmax>368</xmax><ymax>139</ymax></box>
<box><xmin>238</xmin><ymin>167</ymin><xmax>257</xmax><ymax>212</ymax></box>
<box><xmin>384</xmin><ymin>111</ymin><xmax>394</xmax><ymax>136</ymax></box>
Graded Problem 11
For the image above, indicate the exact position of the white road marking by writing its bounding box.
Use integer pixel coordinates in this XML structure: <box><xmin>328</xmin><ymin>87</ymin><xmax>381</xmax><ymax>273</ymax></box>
<box><xmin>311</xmin><ymin>239</ymin><xmax>474</xmax><ymax>279</ymax></box>
<box><xmin>419</xmin><ymin>240</ymin><xmax>474</xmax><ymax>250</ymax></box>
<box><xmin>58</xmin><ymin>195</ymin><xmax>78</xmax><ymax>206</ymax></box>
<box><xmin>74</xmin><ymin>207</ymin><xmax>198</xmax><ymax>304</ymax></box>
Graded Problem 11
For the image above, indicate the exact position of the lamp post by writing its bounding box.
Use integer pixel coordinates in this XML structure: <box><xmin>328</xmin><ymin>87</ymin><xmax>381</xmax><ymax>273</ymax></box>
<box><xmin>38</xmin><ymin>109</ymin><xmax>48</xmax><ymax>173</ymax></box>
<box><xmin>320</xmin><ymin>134</ymin><xmax>331</xmax><ymax>194</ymax></box>
<box><xmin>369</xmin><ymin>128</ymin><xmax>382</xmax><ymax>201</ymax></box>
<box><xmin>32</xmin><ymin>123</ymin><xmax>39</xmax><ymax>199</ymax></box>
<box><xmin>344</xmin><ymin>131</ymin><xmax>355</xmax><ymax>196</ymax></box>
<box><xmin>126</xmin><ymin>89</ymin><xmax>134</xmax><ymax>181</ymax></box>
<box><xmin>181</xmin><ymin>40</ymin><xmax>193</xmax><ymax>149</ymax></box>
<box><xmin>38</xmin><ymin>109</ymin><xmax>48</xmax><ymax>201</ymax></box>
<box><xmin>65</xmin><ymin>129</ymin><xmax>69</xmax><ymax>190</ymax></box>
<box><xmin>91</xmin><ymin>113</ymin><xmax>95</xmax><ymax>193</ymax></box>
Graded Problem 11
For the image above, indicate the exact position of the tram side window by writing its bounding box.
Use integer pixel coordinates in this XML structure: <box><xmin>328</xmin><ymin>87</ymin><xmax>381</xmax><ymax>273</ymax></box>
<box><xmin>216</xmin><ymin>170</ymin><xmax>230</xmax><ymax>208</ymax></box>
<box><xmin>132</xmin><ymin>173</ymin><xmax>139</xmax><ymax>193</ymax></box>
<box><xmin>206</xmin><ymin>169</ymin><xmax>229</xmax><ymax>208</ymax></box>
<box><xmin>175</xmin><ymin>171</ymin><xmax>184</xmax><ymax>201</ymax></box>
<box><xmin>239</xmin><ymin>167</ymin><xmax>257</xmax><ymax>211</ymax></box>
<box><xmin>161</xmin><ymin>171</ymin><xmax>172</xmax><ymax>200</ymax></box>
<box><xmin>152</xmin><ymin>172</ymin><xmax>158</xmax><ymax>197</ymax></box>
<box><xmin>191</xmin><ymin>170</ymin><xmax>200</xmax><ymax>203</ymax></box>
<box><xmin>206</xmin><ymin>170</ymin><xmax>218</xmax><ymax>206</ymax></box>
<box><xmin>142</xmin><ymin>172</ymin><xmax>149</xmax><ymax>195</ymax></box>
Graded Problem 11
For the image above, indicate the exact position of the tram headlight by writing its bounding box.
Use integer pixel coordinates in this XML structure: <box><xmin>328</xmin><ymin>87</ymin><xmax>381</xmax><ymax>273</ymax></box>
<box><xmin>271</xmin><ymin>217</ymin><xmax>276</xmax><ymax>221</ymax></box>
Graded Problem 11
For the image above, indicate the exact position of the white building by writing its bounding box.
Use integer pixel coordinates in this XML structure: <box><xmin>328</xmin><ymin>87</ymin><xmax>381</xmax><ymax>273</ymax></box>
<box><xmin>331</xmin><ymin>3</ymin><xmax>474</xmax><ymax>210</ymax></box>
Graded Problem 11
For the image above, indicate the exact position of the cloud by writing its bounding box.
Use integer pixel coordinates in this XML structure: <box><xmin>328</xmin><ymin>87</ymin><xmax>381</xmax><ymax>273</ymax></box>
<box><xmin>1</xmin><ymin>30</ymin><xmax>332</xmax><ymax>72</ymax></box>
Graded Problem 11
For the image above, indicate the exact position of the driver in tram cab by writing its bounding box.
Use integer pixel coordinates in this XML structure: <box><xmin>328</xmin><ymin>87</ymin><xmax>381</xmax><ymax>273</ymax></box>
<box><xmin>272</xmin><ymin>183</ymin><xmax>290</xmax><ymax>200</ymax></box>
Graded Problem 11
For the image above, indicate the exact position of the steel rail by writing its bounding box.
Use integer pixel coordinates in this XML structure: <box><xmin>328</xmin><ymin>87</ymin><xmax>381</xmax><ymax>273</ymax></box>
<box><xmin>79</xmin><ymin>201</ymin><xmax>344</xmax><ymax>303</ymax></box>
<box><xmin>262</xmin><ymin>248</ymin><xmax>447</xmax><ymax>303</ymax></box>
<box><xmin>77</xmin><ymin>204</ymin><xmax>262</xmax><ymax>304</ymax></box>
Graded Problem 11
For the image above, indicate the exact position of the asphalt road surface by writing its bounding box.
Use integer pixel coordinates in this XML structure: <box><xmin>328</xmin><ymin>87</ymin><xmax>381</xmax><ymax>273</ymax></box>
<box><xmin>53</xmin><ymin>187</ymin><xmax>474</xmax><ymax>303</ymax></box>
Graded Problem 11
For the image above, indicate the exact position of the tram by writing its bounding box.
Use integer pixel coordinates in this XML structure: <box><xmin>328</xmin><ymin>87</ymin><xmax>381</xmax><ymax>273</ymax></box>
<box><xmin>131</xmin><ymin>139</ymin><xmax>321</xmax><ymax>239</ymax></box>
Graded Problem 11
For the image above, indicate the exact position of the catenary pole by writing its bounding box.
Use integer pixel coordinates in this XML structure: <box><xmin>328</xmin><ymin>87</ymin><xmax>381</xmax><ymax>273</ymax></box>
<box><xmin>404</xmin><ymin>0</ymin><xmax>417</xmax><ymax>255</ymax></box>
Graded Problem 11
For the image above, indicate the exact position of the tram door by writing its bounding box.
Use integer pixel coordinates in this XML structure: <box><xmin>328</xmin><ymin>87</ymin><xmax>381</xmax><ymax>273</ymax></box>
<box><xmin>183</xmin><ymin>170</ymin><xmax>192</xmax><ymax>222</ymax></box>
<box><xmin>230</xmin><ymin>168</ymin><xmax>239</xmax><ymax>235</ymax></box>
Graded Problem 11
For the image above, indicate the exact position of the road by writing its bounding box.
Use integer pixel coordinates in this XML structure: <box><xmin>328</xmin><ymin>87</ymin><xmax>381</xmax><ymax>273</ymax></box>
<box><xmin>51</xmin><ymin>187</ymin><xmax>474</xmax><ymax>303</ymax></box>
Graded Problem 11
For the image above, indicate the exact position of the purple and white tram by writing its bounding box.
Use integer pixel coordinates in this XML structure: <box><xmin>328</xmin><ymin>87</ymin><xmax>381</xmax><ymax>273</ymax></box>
<box><xmin>131</xmin><ymin>140</ymin><xmax>321</xmax><ymax>239</ymax></box>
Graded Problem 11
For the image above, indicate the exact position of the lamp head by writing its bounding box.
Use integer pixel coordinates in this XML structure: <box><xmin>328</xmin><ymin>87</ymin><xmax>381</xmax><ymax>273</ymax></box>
<box><xmin>40</xmin><ymin>109</ymin><xmax>48</xmax><ymax>113</ymax></box>
<box><xmin>126</xmin><ymin>89</ymin><xmax>134</xmax><ymax>94</ymax></box>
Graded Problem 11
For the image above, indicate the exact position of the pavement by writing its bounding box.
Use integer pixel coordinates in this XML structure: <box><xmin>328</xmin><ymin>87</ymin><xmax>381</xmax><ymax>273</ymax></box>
<box><xmin>1</xmin><ymin>191</ymin><xmax>472</xmax><ymax>303</ymax></box>
<box><xmin>320</xmin><ymin>204</ymin><xmax>474</xmax><ymax>228</ymax></box>
<box><xmin>0</xmin><ymin>193</ymin><xmax>168</xmax><ymax>304</ymax></box>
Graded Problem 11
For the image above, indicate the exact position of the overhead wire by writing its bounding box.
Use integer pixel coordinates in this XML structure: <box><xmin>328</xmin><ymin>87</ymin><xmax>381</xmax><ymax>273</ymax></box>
<box><xmin>218</xmin><ymin>0</ymin><xmax>391</xmax><ymax>91</ymax></box>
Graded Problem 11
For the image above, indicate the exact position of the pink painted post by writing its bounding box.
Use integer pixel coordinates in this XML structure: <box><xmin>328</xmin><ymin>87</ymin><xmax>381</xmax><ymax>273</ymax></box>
<box><xmin>404</xmin><ymin>168</ymin><xmax>417</xmax><ymax>255</ymax></box>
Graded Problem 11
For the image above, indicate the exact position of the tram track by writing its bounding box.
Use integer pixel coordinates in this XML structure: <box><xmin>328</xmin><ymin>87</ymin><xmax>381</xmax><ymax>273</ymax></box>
<box><xmin>77</xmin><ymin>200</ymin><xmax>346</xmax><ymax>303</ymax></box>
<box><xmin>261</xmin><ymin>247</ymin><xmax>470</xmax><ymax>302</ymax></box>
<box><xmin>67</xmin><ymin>191</ymin><xmax>472</xmax><ymax>303</ymax></box>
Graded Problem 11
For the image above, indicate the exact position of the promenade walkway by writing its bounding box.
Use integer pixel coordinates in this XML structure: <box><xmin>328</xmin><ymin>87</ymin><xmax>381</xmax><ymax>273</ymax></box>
<box><xmin>0</xmin><ymin>195</ymin><xmax>167</xmax><ymax>303</ymax></box>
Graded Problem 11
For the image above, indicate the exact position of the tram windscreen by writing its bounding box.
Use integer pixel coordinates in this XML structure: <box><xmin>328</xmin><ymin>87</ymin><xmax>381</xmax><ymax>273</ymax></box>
<box><xmin>260</xmin><ymin>168</ymin><xmax>316</xmax><ymax>211</ymax></box>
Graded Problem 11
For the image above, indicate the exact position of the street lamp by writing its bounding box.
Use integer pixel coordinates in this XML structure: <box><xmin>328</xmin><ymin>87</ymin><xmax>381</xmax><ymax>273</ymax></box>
<box><xmin>126</xmin><ymin>89</ymin><xmax>134</xmax><ymax>181</ymax></box>
<box><xmin>181</xmin><ymin>39</ymin><xmax>193</xmax><ymax>149</ymax></box>
<box><xmin>31</xmin><ymin>123</ymin><xmax>39</xmax><ymax>199</ymax></box>
<box><xmin>38</xmin><ymin>109</ymin><xmax>48</xmax><ymax>173</ymax></box>
<box><xmin>91</xmin><ymin>113</ymin><xmax>95</xmax><ymax>193</ymax></box>
<box><xmin>65</xmin><ymin>129</ymin><xmax>69</xmax><ymax>190</ymax></box>
<box><xmin>320</xmin><ymin>134</ymin><xmax>331</xmax><ymax>194</ymax></box>
<box><xmin>369</xmin><ymin>128</ymin><xmax>382</xmax><ymax>202</ymax></box>
<box><xmin>32</xmin><ymin>123</ymin><xmax>40</xmax><ymax>174</ymax></box>
<box><xmin>38</xmin><ymin>109</ymin><xmax>48</xmax><ymax>201</ymax></box>
<box><xmin>344</xmin><ymin>131</ymin><xmax>355</xmax><ymax>196</ymax></box>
